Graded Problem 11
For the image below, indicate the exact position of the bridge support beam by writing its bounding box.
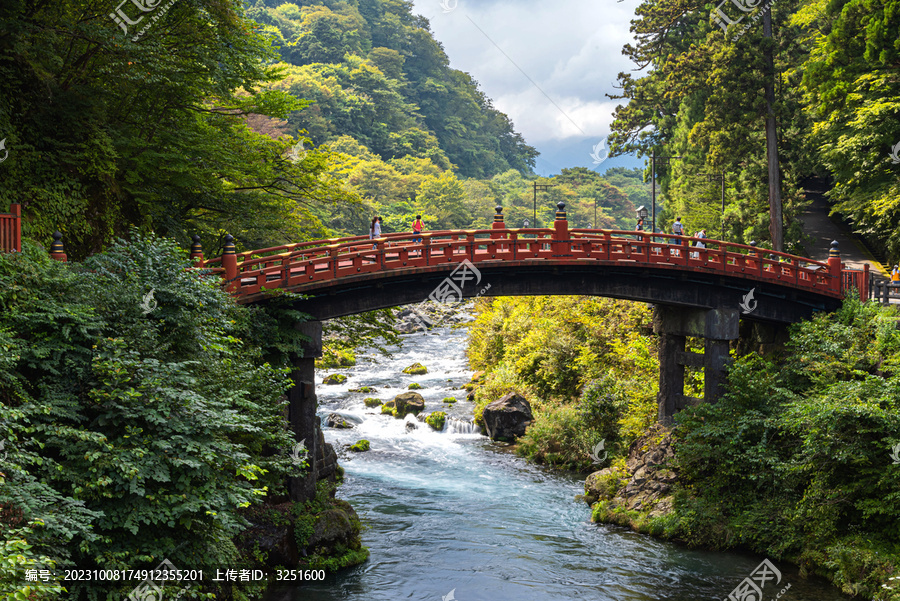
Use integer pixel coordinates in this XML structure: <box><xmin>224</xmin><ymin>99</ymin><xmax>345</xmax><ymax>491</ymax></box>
<box><xmin>653</xmin><ymin>306</ymin><xmax>739</xmax><ymax>423</ymax></box>
<box><xmin>287</xmin><ymin>321</ymin><xmax>323</xmax><ymax>503</ymax></box>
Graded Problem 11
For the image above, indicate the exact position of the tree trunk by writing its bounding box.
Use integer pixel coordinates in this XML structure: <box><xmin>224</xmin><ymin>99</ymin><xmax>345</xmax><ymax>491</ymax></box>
<box><xmin>763</xmin><ymin>9</ymin><xmax>783</xmax><ymax>251</ymax></box>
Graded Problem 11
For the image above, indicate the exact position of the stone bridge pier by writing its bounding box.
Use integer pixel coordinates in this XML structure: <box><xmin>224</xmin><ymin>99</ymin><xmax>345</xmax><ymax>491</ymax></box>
<box><xmin>654</xmin><ymin>306</ymin><xmax>740</xmax><ymax>423</ymax></box>
<box><xmin>286</xmin><ymin>320</ymin><xmax>337</xmax><ymax>503</ymax></box>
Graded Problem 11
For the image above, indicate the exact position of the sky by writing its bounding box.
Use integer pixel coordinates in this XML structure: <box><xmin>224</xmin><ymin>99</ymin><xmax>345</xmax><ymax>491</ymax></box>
<box><xmin>410</xmin><ymin>0</ymin><xmax>646</xmax><ymax>177</ymax></box>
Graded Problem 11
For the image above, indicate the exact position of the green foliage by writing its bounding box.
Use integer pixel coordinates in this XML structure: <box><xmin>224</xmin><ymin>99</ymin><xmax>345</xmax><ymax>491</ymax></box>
<box><xmin>467</xmin><ymin>296</ymin><xmax>658</xmax><ymax>468</ymax></box>
<box><xmin>255</xmin><ymin>0</ymin><xmax>538</xmax><ymax>178</ymax></box>
<box><xmin>0</xmin><ymin>237</ymin><xmax>297</xmax><ymax>598</ymax></box>
<box><xmin>316</xmin><ymin>348</ymin><xmax>357</xmax><ymax>369</ymax></box>
<box><xmin>407</xmin><ymin>383</ymin><xmax>423</xmax><ymax>390</ymax></box>
<box><xmin>670</xmin><ymin>298</ymin><xmax>900</xmax><ymax>598</ymax></box>
<box><xmin>0</xmin><ymin>0</ymin><xmax>355</xmax><ymax>258</ymax></box>
<box><xmin>0</xmin><ymin>524</ymin><xmax>66</xmax><ymax>600</ymax></box>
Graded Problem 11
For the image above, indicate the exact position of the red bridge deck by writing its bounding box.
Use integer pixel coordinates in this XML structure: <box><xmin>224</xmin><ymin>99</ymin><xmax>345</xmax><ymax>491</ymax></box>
<box><xmin>201</xmin><ymin>226</ymin><xmax>865</xmax><ymax>304</ymax></box>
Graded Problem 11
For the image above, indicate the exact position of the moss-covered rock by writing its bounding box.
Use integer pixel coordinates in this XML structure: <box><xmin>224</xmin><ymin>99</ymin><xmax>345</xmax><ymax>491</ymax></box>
<box><xmin>402</xmin><ymin>362</ymin><xmax>428</xmax><ymax>375</ymax></box>
<box><xmin>442</xmin><ymin>397</ymin><xmax>457</xmax><ymax>404</ymax></box>
<box><xmin>349</xmin><ymin>440</ymin><xmax>370</xmax><ymax>452</ymax></box>
<box><xmin>323</xmin><ymin>374</ymin><xmax>348</xmax><ymax>385</ymax></box>
<box><xmin>407</xmin><ymin>382</ymin><xmax>423</xmax><ymax>390</ymax></box>
<box><xmin>426</xmin><ymin>412</ymin><xmax>446</xmax><ymax>431</ymax></box>
<box><xmin>392</xmin><ymin>392</ymin><xmax>425</xmax><ymax>418</ymax></box>
<box><xmin>349</xmin><ymin>385</ymin><xmax>375</xmax><ymax>393</ymax></box>
<box><xmin>237</xmin><ymin>483</ymin><xmax>367</xmax><ymax>576</ymax></box>
<box><xmin>317</xmin><ymin>349</ymin><xmax>357</xmax><ymax>369</ymax></box>
<box><xmin>364</xmin><ymin>397</ymin><xmax>382</xmax><ymax>408</ymax></box>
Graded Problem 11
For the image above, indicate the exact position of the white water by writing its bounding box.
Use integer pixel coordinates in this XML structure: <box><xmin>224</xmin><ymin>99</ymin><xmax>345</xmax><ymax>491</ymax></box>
<box><xmin>268</xmin><ymin>324</ymin><xmax>850</xmax><ymax>601</ymax></box>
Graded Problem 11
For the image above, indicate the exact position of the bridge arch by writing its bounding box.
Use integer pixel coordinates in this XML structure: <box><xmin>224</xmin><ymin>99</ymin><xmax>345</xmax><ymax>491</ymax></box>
<box><xmin>192</xmin><ymin>205</ymin><xmax>865</xmax><ymax>502</ymax></box>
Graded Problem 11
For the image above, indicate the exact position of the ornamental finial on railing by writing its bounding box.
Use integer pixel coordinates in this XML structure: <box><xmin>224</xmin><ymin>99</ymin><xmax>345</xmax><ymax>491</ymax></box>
<box><xmin>829</xmin><ymin>240</ymin><xmax>840</xmax><ymax>258</ymax></box>
<box><xmin>555</xmin><ymin>201</ymin><xmax>566</xmax><ymax>220</ymax></box>
<box><xmin>494</xmin><ymin>205</ymin><xmax>504</xmax><ymax>223</ymax></box>
<box><xmin>190</xmin><ymin>235</ymin><xmax>204</xmax><ymax>267</ymax></box>
<box><xmin>50</xmin><ymin>231</ymin><xmax>67</xmax><ymax>262</ymax></box>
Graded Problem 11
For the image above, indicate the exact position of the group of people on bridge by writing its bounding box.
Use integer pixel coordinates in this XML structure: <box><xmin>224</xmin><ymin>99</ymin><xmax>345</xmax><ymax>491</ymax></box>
<box><xmin>636</xmin><ymin>216</ymin><xmax>707</xmax><ymax>258</ymax></box>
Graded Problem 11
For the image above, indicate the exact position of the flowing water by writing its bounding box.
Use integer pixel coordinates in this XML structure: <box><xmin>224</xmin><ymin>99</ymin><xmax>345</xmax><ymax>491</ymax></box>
<box><xmin>270</xmin><ymin>323</ymin><xmax>850</xmax><ymax>601</ymax></box>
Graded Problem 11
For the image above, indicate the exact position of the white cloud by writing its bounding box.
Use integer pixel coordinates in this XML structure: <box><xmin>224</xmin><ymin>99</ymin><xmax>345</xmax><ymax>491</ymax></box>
<box><xmin>412</xmin><ymin>0</ymin><xmax>642</xmax><ymax>147</ymax></box>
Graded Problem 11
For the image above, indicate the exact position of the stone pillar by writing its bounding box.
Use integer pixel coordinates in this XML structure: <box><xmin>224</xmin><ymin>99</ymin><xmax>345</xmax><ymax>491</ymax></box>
<box><xmin>287</xmin><ymin>320</ymin><xmax>323</xmax><ymax>503</ymax></box>
<box><xmin>703</xmin><ymin>338</ymin><xmax>730</xmax><ymax>403</ymax></box>
<box><xmin>657</xmin><ymin>332</ymin><xmax>685</xmax><ymax>423</ymax></box>
<box><xmin>653</xmin><ymin>306</ymin><xmax>739</xmax><ymax>422</ymax></box>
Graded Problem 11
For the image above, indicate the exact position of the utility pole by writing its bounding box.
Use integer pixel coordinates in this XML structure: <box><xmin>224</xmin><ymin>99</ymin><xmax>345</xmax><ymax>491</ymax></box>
<box><xmin>532</xmin><ymin>181</ymin><xmax>555</xmax><ymax>227</ymax></box>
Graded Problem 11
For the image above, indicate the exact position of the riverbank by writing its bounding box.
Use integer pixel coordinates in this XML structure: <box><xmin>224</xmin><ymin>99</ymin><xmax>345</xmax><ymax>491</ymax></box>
<box><xmin>465</xmin><ymin>294</ymin><xmax>900</xmax><ymax>600</ymax></box>
<box><xmin>261</xmin><ymin>320</ymin><xmax>855</xmax><ymax>600</ymax></box>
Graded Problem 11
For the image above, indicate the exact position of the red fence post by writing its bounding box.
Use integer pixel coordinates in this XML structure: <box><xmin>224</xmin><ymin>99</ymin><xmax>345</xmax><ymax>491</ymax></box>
<box><xmin>828</xmin><ymin>240</ymin><xmax>842</xmax><ymax>295</ymax></box>
<box><xmin>553</xmin><ymin>201</ymin><xmax>569</xmax><ymax>255</ymax></box>
<box><xmin>189</xmin><ymin>235</ymin><xmax>205</xmax><ymax>267</ymax></box>
<box><xmin>222</xmin><ymin>234</ymin><xmax>238</xmax><ymax>291</ymax></box>
<box><xmin>861</xmin><ymin>263</ymin><xmax>870</xmax><ymax>301</ymax></box>
<box><xmin>491</xmin><ymin>205</ymin><xmax>504</xmax><ymax>238</ymax></box>
<box><xmin>11</xmin><ymin>203</ymin><xmax>21</xmax><ymax>252</ymax></box>
<box><xmin>49</xmin><ymin>231</ymin><xmax>67</xmax><ymax>262</ymax></box>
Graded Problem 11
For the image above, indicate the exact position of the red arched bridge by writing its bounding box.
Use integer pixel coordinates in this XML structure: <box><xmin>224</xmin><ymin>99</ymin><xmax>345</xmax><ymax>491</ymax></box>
<box><xmin>187</xmin><ymin>203</ymin><xmax>872</xmax><ymax>434</ymax></box>
<box><xmin>195</xmin><ymin>204</ymin><xmax>867</xmax><ymax>324</ymax></box>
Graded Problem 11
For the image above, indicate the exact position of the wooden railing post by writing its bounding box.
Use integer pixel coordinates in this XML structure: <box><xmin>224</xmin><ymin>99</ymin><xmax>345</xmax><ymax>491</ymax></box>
<box><xmin>861</xmin><ymin>263</ymin><xmax>870</xmax><ymax>301</ymax></box>
<box><xmin>553</xmin><ymin>201</ymin><xmax>569</xmax><ymax>255</ymax></box>
<box><xmin>827</xmin><ymin>240</ymin><xmax>841</xmax><ymax>294</ymax></box>
<box><xmin>189</xmin><ymin>235</ymin><xmax>205</xmax><ymax>267</ymax></box>
<box><xmin>49</xmin><ymin>231</ymin><xmax>67</xmax><ymax>262</ymax></box>
<box><xmin>491</xmin><ymin>205</ymin><xmax>504</xmax><ymax>237</ymax></box>
<box><xmin>222</xmin><ymin>233</ymin><xmax>238</xmax><ymax>291</ymax></box>
<box><xmin>11</xmin><ymin>203</ymin><xmax>21</xmax><ymax>252</ymax></box>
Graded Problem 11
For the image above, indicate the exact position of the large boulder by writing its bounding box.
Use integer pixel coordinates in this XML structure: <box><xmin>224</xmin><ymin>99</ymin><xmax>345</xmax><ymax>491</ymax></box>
<box><xmin>325</xmin><ymin>414</ymin><xmax>353</xmax><ymax>429</ymax></box>
<box><xmin>482</xmin><ymin>393</ymin><xmax>533</xmax><ymax>441</ymax></box>
<box><xmin>392</xmin><ymin>391</ymin><xmax>425</xmax><ymax>417</ymax></box>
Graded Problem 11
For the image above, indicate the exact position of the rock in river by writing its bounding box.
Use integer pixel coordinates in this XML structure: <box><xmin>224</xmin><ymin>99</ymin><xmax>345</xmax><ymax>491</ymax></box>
<box><xmin>391</xmin><ymin>391</ymin><xmax>425</xmax><ymax>418</ymax></box>
<box><xmin>325</xmin><ymin>413</ymin><xmax>353</xmax><ymax>429</ymax></box>
<box><xmin>482</xmin><ymin>393</ymin><xmax>533</xmax><ymax>441</ymax></box>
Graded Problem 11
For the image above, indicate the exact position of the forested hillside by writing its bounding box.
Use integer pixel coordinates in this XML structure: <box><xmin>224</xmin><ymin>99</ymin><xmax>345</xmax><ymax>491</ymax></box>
<box><xmin>245</xmin><ymin>0</ymin><xmax>538</xmax><ymax>179</ymax></box>
<box><xmin>610</xmin><ymin>0</ymin><xmax>900</xmax><ymax>260</ymax></box>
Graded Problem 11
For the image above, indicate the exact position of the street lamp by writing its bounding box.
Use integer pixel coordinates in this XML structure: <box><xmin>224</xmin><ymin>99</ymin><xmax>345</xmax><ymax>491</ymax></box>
<box><xmin>636</xmin><ymin>205</ymin><xmax>649</xmax><ymax>228</ymax></box>
<box><xmin>650</xmin><ymin>152</ymin><xmax>682</xmax><ymax>234</ymax></box>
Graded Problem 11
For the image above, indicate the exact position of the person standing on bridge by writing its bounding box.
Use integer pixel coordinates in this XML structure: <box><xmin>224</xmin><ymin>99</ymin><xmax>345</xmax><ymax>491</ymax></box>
<box><xmin>412</xmin><ymin>215</ymin><xmax>424</xmax><ymax>244</ymax></box>
<box><xmin>892</xmin><ymin>265</ymin><xmax>899</xmax><ymax>286</ymax></box>
<box><xmin>672</xmin><ymin>217</ymin><xmax>685</xmax><ymax>256</ymax></box>
<box><xmin>371</xmin><ymin>216</ymin><xmax>382</xmax><ymax>249</ymax></box>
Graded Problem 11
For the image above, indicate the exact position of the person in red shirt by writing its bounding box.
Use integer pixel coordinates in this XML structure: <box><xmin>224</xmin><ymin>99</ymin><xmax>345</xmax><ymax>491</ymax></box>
<box><xmin>412</xmin><ymin>215</ymin><xmax>424</xmax><ymax>243</ymax></box>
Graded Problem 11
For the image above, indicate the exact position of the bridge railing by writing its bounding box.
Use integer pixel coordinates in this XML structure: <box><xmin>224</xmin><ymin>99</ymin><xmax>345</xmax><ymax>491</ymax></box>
<box><xmin>0</xmin><ymin>203</ymin><xmax>21</xmax><ymax>253</ymax></box>
<box><xmin>212</xmin><ymin>226</ymin><xmax>846</xmax><ymax>301</ymax></box>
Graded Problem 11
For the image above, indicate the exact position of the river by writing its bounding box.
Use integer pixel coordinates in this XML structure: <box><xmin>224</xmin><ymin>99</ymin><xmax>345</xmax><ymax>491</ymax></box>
<box><xmin>275</xmin><ymin>322</ymin><xmax>850</xmax><ymax>601</ymax></box>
